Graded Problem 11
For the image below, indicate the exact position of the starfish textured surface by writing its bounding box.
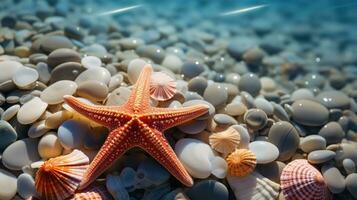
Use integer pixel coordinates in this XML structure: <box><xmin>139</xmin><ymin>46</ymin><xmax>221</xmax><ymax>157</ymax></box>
<box><xmin>64</xmin><ymin>65</ymin><xmax>209</xmax><ymax>189</ymax></box>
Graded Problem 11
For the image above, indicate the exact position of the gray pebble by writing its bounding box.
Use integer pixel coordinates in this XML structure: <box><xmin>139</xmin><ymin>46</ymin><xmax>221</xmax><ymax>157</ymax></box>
<box><xmin>346</xmin><ymin>173</ymin><xmax>357</xmax><ymax>199</ymax></box>
<box><xmin>182</xmin><ymin>60</ymin><xmax>205</xmax><ymax>79</ymax></box>
<box><xmin>17</xmin><ymin>173</ymin><xmax>36</xmax><ymax>199</ymax></box>
<box><xmin>254</xmin><ymin>97</ymin><xmax>274</xmax><ymax>116</ymax></box>
<box><xmin>308</xmin><ymin>150</ymin><xmax>336</xmax><ymax>164</ymax></box>
<box><xmin>47</xmin><ymin>48</ymin><xmax>81</xmax><ymax>68</ymax></box>
<box><xmin>321</xmin><ymin>164</ymin><xmax>345</xmax><ymax>194</ymax></box>
<box><xmin>318</xmin><ymin>122</ymin><xmax>345</xmax><ymax>145</ymax></box>
<box><xmin>316</xmin><ymin>90</ymin><xmax>350</xmax><ymax>109</ymax></box>
<box><xmin>40</xmin><ymin>36</ymin><xmax>74</xmax><ymax>54</ymax></box>
<box><xmin>291</xmin><ymin>99</ymin><xmax>329</xmax><ymax>126</ymax></box>
<box><xmin>213</xmin><ymin>114</ymin><xmax>237</xmax><ymax>127</ymax></box>
<box><xmin>50</xmin><ymin>61</ymin><xmax>84</xmax><ymax>83</ymax></box>
<box><xmin>343</xmin><ymin>159</ymin><xmax>356</xmax><ymax>174</ymax></box>
<box><xmin>186</xmin><ymin>180</ymin><xmax>228</xmax><ymax>200</ymax></box>
<box><xmin>188</xmin><ymin>76</ymin><xmax>207</xmax><ymax>96</ymax></box>
<box><xmin>58</xmin><ymin>119</ymin><xmax>89</xmax><ymax>149</ymax></box>
<box><xmin>0</xmin><ymin>120</ymin><xmax>17</xmax><ymax>152</ymax></box>
<box><xmin>203</xmin><ymin>83</ymin><xmax>228</xmax><ymax>107</ymax></box>
<box><xmin>300</xmin><ymin>135</ymin><xmax>326</xmax><ymax>153</ymax></box>
<box><xmin>238</xmin><ymin>73</ymin><xmax>261</xmax><ymax>97</ymax></box>
<box><xmin>244</xmin><ymin>109</ymin><xmax>267</xmax><ymax>130</ymax></box>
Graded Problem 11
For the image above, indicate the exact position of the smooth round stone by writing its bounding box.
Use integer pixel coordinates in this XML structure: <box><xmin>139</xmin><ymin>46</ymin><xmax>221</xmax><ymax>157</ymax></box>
<box><xmin>1</xmin><ymin>104</ymin><xmax>19</xmax><ymax>121</ymax></box>
<box><xmin>260</xmin><ymin>77</ymin><xmax>276</xmax><ymax>92</ymax></box>
<box><xmin>64</xmin><ymin>25</ymin><xmax>84</xmax><ymax>40</ymax></box>
<box><xmin>58</xmin><ymin>119</ymin><xmax>89</xmax><ymax>149</ymax></box>
<box><xmin>335</xmin><ymin>143</ymin><xmax>357</xmax><ymax>165</ymax></box>
<box><xmin>268</xmin><ymin>121</ymin><xmax>299</xmax><ymax>161</ymax></box>
<box><xmin>321</xmin><ymin>164</ymin><xmax>345</xmax><ymax>194</ymax></box>
<box><xmin>0</xmin><ymin>120</ymin><xmax>17</xmax><ymax>151</ymax></box>
<box><xmin>346</xmin><ymin>173</ymin><xmax>357</xmax><ymax>199</ymax></box>
<box><xmin>291</xmin><ymin>99</ymin><xmax>329</xmax><ymax>126</ymax></box>
<box><xmin>40</xmin><ymin>36</ymin><xmax>74</xmax><ymax>54</ymax></box>
<box><xmin>40</xmin><ymin>80</ymin><xmax>77</xmax><ymax>105</ymax></box>
<box><xmin>77</xmin><ymin>80</ymin><xmax>108</xmax><ymax>101</ymax></box>
<box><xmin>178</xmin><ymin>119</ymin><xmax>207</xmax><ymax>134</ymax></box>
<box><xmin>75</xmin><ymin>67</ymin><xmax>111</xmax><ymax>85</ymax></box>
<box><xmin>291</xmin><ymin>88</ymin><xmax>314</xmax><ymax>101</ymax></box>
<box><xmin>119</xmin><ymin>167</ymin><xmax>136</xmax><ymax>188</ymax></box>
<box><xmin>182</xmin><ymin>60</ymin><xmax>205</xmax><ymax>79</ymax></box>
<box><xmin>188</xmin><ymin>76</ymin><xmax>207</xmax><ymax>96</ymax></box>
<box><xmin>300</xmin><ymin>135</ymin><xmax>326</xmax><ymax>153</ymax></box>
<box><xmin>231</xmin><ymin>125</ymin><xmax>250</xmax><ymax>149</ymax></box>
<box><xmin>127</xmin><ymin>58</ymin><xmax>147</xmax><ymax>84</ymax></box>
<box><xmin>47</xmin><ymin>48</ymin><xmax>80</xmax><ymax>68</ymax></box>
<box><xmin>186</xmin><ymin>180</ymin><xmax>228</xmax><ymax>200</ymax></box>
<box><xmin>2</xmin><ymin>138</ymin><xmax>40</xmax><ymax>170</ymax></box>
<box><xmin>38</xmin><ymin>132</ymin><xmax>63</xmax><ymax>159</ymax></box>
<box><xmin>343</xmin><ymin>159</ymin><xmax>356</xmax><ymax>174</ymax></box>
<box><xmin>50</xmin><ymin>62</ymin><xmax>84</xmax><ymax>83</ymax></box>
<box><xmin>203</xmin><ymin>83</ymin><xmax>228</xmax><ymax>107</ymax></box>
<box><xmin>254</xmin><ymin>97</ymin><xmax>274</xmax><ymax>116</ymax></box>
<box><xmin>318</xmin><ymin>122</ymin><xmax>345</xmax><ymax>145</ymax></box>
<box><xmin>272</xmin><ymin>102</ymin><xmax>289</xmax><ymax>121</ymax></box>
<box><xmin>136</xmin><ymin>45</ymin><xmax>165</xmax><ymax>63</ymax></box>
<box><xmin>35</xmin><ymin>62</ymin><xmax>51</xmax><ymax>84</ymax></box>
<box><xmin>162</xmin><ymin>189</ymin><xmax>189</xmax><ymax>200</ymax></box>
<box><xmin>0</xmin><ymin>60</ymin><xmax>23</xmax><ymax>83</ymax></box>
<box><xmin>136</xmin><ymin>159</ymin><xmax>170</xmax><ymax>187</ymax></box>
<box><xmin>17</xmin><ymin>173</ymin><xmax>36</xmax><ymax>199</ymax></box>
<box><xmin>238</xmin><ymin>73</ymin><xmax>261</xmax><ymax>97</ymax></box>
<box><xmin>28</xmin><ymin>120</ymin><xmax>50</xmax><ymax>138</ymax></box>
<box><xmin>213</xmin><ymin>114</ymin><xmax>237</xmax><ymax>126</ymax></box>
<box><xmin>17</xmin><ymin>97</ymin><xmax>48</xmax><ymax>124</ymax></box>
<box><xmin>106</xmin><ymin>87</ymin><xmax>131</xmax><ymax>106</ymax></box>
<box><xmin>81</xmin><ymin>56</ymin><xmax>101</xmax><ymax>69</ymax></box>
<box><xmin>0</xmin><ymin>169</ymin><xmax>17</xmax><ymax>200</ymax></box>
<box><xmin>249</xmin><ymin>141</ymin><xmax>279</xmax><ymax>164</ymax></box>
<box><xmin>182</xmin><ymin>100</ymin><xmax>215</xmax><ymax>120</ymax></box>
<box><xmin>308</xmin><ymin>150</ymin><xmax>336</xmax><ymax>164</ymax></box>
<box><xmin>316</xmin><ymin>90</ymin><xmax>350</xmax><ymax>109</ymax></box>
<box><xmin>119</xmin><ymin>37</ymin><xmax>144</xmax><ymax>50</ymax></box>
<box><xmin>244</xmin><ymin>109</ymin><xmax>268</xmax><ymax>130</ymax></box>
<box><xmin>12</xmin><ymin>67</ymin><xmax>39</xmax><ymax>89</ymax></box>
<box><xmin>175</xmin><ymin>138</ymin><xmax>215</xmax><ymax>178</ymax></box>
<box><xmin>224</xmin><ymin>102</ymin><xmax>247</xmax><ymax>116</ymax></box>
<box><xmin>240</xmin><ymin>91</ymin><xmax>255</xmax><ymax>109</ymax></box>
<box><xmin>162</xmin><ymin>54</ymin><xmax>183</xmax><ymax>73</ymax></box>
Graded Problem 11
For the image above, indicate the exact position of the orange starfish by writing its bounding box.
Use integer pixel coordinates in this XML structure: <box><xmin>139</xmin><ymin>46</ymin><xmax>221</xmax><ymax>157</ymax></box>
<box><xmin>64</xmin><ymin>65</ymin><xmax>209</xmax><ymax>189</ymax></box>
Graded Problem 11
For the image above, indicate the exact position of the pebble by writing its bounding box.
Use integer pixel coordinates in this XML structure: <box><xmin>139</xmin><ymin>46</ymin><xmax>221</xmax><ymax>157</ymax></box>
<box><xmin>224</xmin><ymin>102</ymin><xmax>247</xmax><ymax>116</ymax></box>
<box><xmin>182</xmin><ymin>60</ymin><xmax>205</xmax><ymax>79</ymax></box>
<box><xmin>186</xmin><ymin>180</ymin><xmax>229</xmax><ymax>200</ymax></box>
<box><xmin>81</xmin><ymin>55</ymin><xmax>102</xmax><ymax>69</ymax></box>
<box><xmin>244</xmin><ymin>109</ymin><xmax>268</xmax><ymax>130</ymax></box>
<box><xmin>321</xmin><ymin>164</ymin><xmax>346</xmax><ymax>194</ymax></box>
<box><xmin>178</xmin><ymin>119</ymin><xmax>207</xmax><ymax>134</ymax></box>
<box><xmin>343</xmin><ymin>159</ymin><xmax>356</xmax><ymax>174</ymax></box>
<box><xmin>12</xmin><ymin>67</ymin><xmax>39</xmax><ymax>89</ymax></box>
<box><xmin>254</xmin><ymin>97</ymin><xmax>274</xmax><ymax>116</ymax></box>
<box><xmin>346</xmin><ymin>173</ymin><xmax>357</xmax><ymax>199</ymax></box>
<box><xmin>182</xmin><ymin>100</ymin><xmax>215</xmax><ymax>120</ymax></box>
<box><xmin>2</xmin><ymin>138</ymin><xmax>40</xmax><ymax>170</ymax></box>
<box><xmin>1</xmin><ymin>105</ymin><xmax>19</xmax><ymax>121</ymax></box>
<box><xmin>40</xmin><ymin>36</ymin><xmax>74</xmax><ymax>54</ymax></box>
<box><xmin>238</xmin><ymin>73</ymin><xmax>261</xmax><ymax>97</ymax></box>
<box><xmin>316</xmin><ymin>90</ymin><xmax>350</xmax><ymax>109</ymax></box>
<box><xmin>291</xmin><ymin>88</ymin><xmax>314</xmax><ymax>101</ymax></box>
<box><xmin>203</xmin><ymin>83</ymin><xmax>228</xmax><ymax>107</ymax></box>
<box><xmin>17</xmin><ymin>173</ymin><xmax>36</xmax><ymax>199</ymax></box>
<box><xmin>0</xmin><ymin>60</ymin><xmax>23</xmax><ymax>83</ymax></box>
<box><xmin>35</xmin><ymin>62</ymin><xmax>51</xmax><ymax>84</ymax></box>
<box><xmin>162</xmin><ymin>189</ymin><xmax>189</xmax><ymax>200</ymax></box>
<box><xmin>256</xmin><ymin>161</ymin><xmax>285</xmax><ymax>183</ymax></box>
<box><xmin>291</xmin><ymin>99</ymin><xmax>329</xmax><ymax>126</ymax></box>
<box><xmin>127</xmin><ymin>58</ymin><xmax>148</xmax><ymax>84</ymax></box>
<box><xmin>40</xmin><ymin>80</ymin><xmax>77</xmax><ymax>104</ymax></box>
<box><xmin>106</xmin><ymin>87</ymin><xmax>131</xmax><ymax>106</ymax></box>
<box><xmin>119</xmin><ymin>37</ymin><xmax>144</xmax><ymax>50</ymax></box>
<box><xmin>75</xmin><ymin>67</ymin><xmax>111</xmax><ymax>85</ymax></box>
<box><xmin>38</xmin><ymin>132</ymin><xmax>63</xmax><ymax>159</ymax></box>
<box><xmin>17</xmin><ymin>97</ymin><xmax>48</xmax><ymax>124</ymax></box>
<box><xmin>28</xmin><ymin>120</ymin><xmax>50</xmax><ymax>138</ymax></box>
<box><xmin>50</xmin><ymin>61</ymin><xmax>83</xmax><ymax>83</ymax></box>
<box><xmin>308</xmin><ymin>150</ymin><xmax>336</xmax><ymax>164</ymax></box>
<box><xmin>120</xmin><ymin>167</ymin><xmax>136</xmax><ymax>188</ymax></box>
<box><xmin>0</xmin><ymin>169</ymin><xmax>17</xmax><ymax>200</ymax></box>
<box><xmin>136</xmin><ymin>159</ymin><xmax>170</xmax><ymax>188</ymax></box>
<box><xmin>249</xmin><ymin>141</ymin><xmax>279</xmax><ymax>164</ymax></box>
<box><xmin>58</xmin><ymin>119</ymin><xmax>89</xmax><ymax>149</ymax></box>
<box><xmin>162</xmin><ymin>54</ymin><xmax>183</xmax><ymax>73</ymax></box>
<box><xmin>260</xmin><ymin>77</ymin><xmax>276</xmax><ymax>92</ymax></box>
<box><xmin>0</xmin><ymin>120</ymin><xmax>17</xmax><ymax>151</ymax></box>
<box><xmin>268</xmin><ymin>121</ymin><xmax>299</xmax><ymax>161</ymax></box>
<box><xmin>318</xmin><ymin>122</ymin><xmax>345</xmax><ymax>144</ymax></box>
<box><xmin>188</xmin><ymin>76</ymin><xmax>208</xmax><ymax>96</ymax></box>
<box><xmin>106</xmin><ymin>174</ymin><xmax>130</xmax><ymax>200</ymax></box>
<box><xmin>231</xmin><ymin>125</ymin><xmax>250</xmax><ymax>149</ymax></box>
<box><xmin>213</xmin><ymin>114</ymin><xmax>237</xmax><ymax>127</ymax></box>
<box><xmin>47</xmin><ymin>48</ymin><xmax>81</xmax><ymax>68</ymax></box>
<box><xmin>136</xmin><ymin>45</ymin><xmax>165</xmax><ymax>63</ymax></box>
<box><xmin>77</xmin><ymin>80</ymin><xmax>108</xmax><ymax>101</ymax></box>
<box><xmin>83</xmin><ymin>126</ymin><xmax>107</xmax><ymax>150</ymax></box>
<box><xmin>300</xmin><ymin>135</ymin><xmax>327</xmax><ymax>153</ymax></box>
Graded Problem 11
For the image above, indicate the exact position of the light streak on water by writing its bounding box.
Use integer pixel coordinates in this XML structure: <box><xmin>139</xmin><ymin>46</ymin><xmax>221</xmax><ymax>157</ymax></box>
<box><xmin>220</xmin><ymin>4</ymin><xmax>268</xmax><ymax>16</ymax></box>
<box><xmin>96</xmin><ymin>5</ymin><xmax>142</xmax><ymax>16</ymax></box>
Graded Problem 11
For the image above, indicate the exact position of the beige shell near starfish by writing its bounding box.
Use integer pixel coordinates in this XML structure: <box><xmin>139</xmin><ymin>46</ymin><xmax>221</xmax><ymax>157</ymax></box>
<box><xmin>209</xmin><ymin>126</ymin><xmax>241</xmax><ymax>154</ymax></box>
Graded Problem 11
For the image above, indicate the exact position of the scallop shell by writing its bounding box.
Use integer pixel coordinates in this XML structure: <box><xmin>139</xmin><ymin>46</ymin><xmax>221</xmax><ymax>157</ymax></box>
<box><xmin>69</xmin><ymin>185</ymin><xmax>113</xmax><ymax>200</ymax></box>
<box><xmin>281</xmin><ymin>159</ymin><xmax>330</xmax><ymax>200</ymax></box>
<box><xmin>150</xmin><ymin>71</ymin><xmax>177</xmax><ymax>101</ymax></box>
<box><xmin>226</xmin><ymin>149</ymin><xmax>256</xmax><ymax>177</ymax></box>
<box><xmin>35</xmin><ymin>150</ymin><xmax>89</xmax><ymax>200</ymax></box>
<box><xmin>209</xmin><ymin>126</ymin><xmax>241</xmax><ymax>154</ymax></box>
<box><xmin>227</xmin><ymin>171</ymin><xmax>280</xmax><ymax>200</ymax></box>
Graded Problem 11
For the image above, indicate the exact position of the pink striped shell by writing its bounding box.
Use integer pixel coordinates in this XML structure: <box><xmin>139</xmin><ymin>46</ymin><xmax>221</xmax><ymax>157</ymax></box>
<box><xmin>35</xmin><ymin>150</ymin><xmax>89</xmax><ymax>200</ymax></box>
<box><xmin>150</xmin><ymin>72</ymin><xmax>177</xmax><ymax>101</ymax></box>
<box><xmin>281</xmin><ymin>159</ymin><xmax>330</xmax><ymax>200</ymax></box>
<box><xmin>69</xmin><ymin>185</ymin><xmax>113</xmax><ymax>200</ymax></box>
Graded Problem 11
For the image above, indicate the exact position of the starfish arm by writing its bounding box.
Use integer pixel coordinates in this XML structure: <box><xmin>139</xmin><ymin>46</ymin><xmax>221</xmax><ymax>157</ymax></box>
<box><xmin>140</xmin><ymin>105</ymin><xmax>209</xmax><ymax>131</ymax></box>
<box><xmin>79</xmin><ymin>121</ymin><xmax>135</xmax><ymax>189</ymax></box>
<box><xmin>139</xmin><ymin>125</ymin><xmax>194</xmax><ymax>187</ymax></box>
<box><xmin>64</xmin><ymin>95</ymin><xmax>131</xmax><ymax>127</ymax></box>
<box><xmin>126</xmin><ymin>65</ymin><xmax>152</xmax><ymax>113</ymax></box>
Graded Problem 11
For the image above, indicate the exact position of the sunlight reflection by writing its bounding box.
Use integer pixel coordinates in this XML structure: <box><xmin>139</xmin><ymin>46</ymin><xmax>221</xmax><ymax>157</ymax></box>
<box><xmin>220</xmin><ymin>4</ymin><xmax>268</xmax><ymax>16</ymax></box>
<box><xmin>96</xmin><ymin>5</ymin><xmax>143</xmax><ymax>16</ymax></box>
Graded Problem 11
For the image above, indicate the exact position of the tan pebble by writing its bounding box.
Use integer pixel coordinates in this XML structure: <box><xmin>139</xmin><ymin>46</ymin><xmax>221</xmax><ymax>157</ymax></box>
<box><xmin>40</xmin><ymin>80</ymin><xmax>77</xmax><ymax>105</ymax></box>
<box><xmin>14</xmin><ymin>46</ymin><xmax>30</xmax><ymax>58</ymax></box>
<box><xmin>45</xmin><ymin>110</ymin><xmax>72</xmax><ymax>129</ymax></box>
<box><xmin>76</xmin><ymin>80</ymin><xmax>109</xmax><ymax>101</ymax></box>
<box><xmin>1</xmin><ymin>104</ymin><xmax>20</xmax><ymax>121</ymax></box>
<box><xmin>17</xmin><ymin>97</ymin><xmax>48</xmax><ymax>124</ymax></box>
<box><xmin>38</xmin><ymin>132</ymin><xmax>63</xmax><ymax>159</ymax></box>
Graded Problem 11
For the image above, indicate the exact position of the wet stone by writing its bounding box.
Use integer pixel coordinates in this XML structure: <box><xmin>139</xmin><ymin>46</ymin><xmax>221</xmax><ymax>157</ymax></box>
<box><xmin>47</xmin><ymin>48</ymin><xmax>81</xmax><ymax>68</ymax></box>
<box><xmin>318</xmin><ymin>122</ymin><xmax>345</xmax><ymax>145</ymax></box>
<box><xmin>40</xmin><ymin>80</ymin><xmax>77</xmax><ymax>105</ymax></box>
<box><xmin>308</xmin><ymin>150</ymin><xmax>336</xmax><ymax>164</ymax></box>
<box><xmin>50</xmin><ymin>62</ymin><xmax>84</xmax><ymax>83</ymax></box>
<box><xmin>182</xmin><ymin>60</ymin><xmax>205</xmax><ymax>79</ymax></box>
<box><xmin>300</xmin><ymin>135</ymin><xmax>326</xmax><ymax>153</ymax></box>
<box><xmin>291</xmin><ymin>99</ymin><xmax>329</xmax><ymax>126</ymax></box>
<box><xmin>316</xmin><ymin>90</ymin><xmax>350</xmax><ymax>109</ymax></box>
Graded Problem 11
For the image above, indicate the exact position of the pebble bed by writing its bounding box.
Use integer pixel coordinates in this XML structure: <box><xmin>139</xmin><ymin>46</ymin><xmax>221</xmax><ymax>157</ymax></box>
<box><xmin>1</xmin><ymin>0</ymin><xmax>357</xmax><ymax>200</ymax></box>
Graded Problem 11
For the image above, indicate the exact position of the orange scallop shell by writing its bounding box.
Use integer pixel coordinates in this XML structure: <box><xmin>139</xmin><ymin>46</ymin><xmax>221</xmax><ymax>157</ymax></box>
<box><xmin>69</xmin><ymin>185</ymin><xmax>113</xmax><ymax>200</ymax></box>
<box><xmin>226</xmin><ymin>149</ymin><xmax>257</xmax><ymax>177</ymax></box>
<box><xmin>35</xmin><ymin>150</ymin><xmax>89</xmax><ymax>200</ymax></box>
<box><xmin>150</xmin><ymin>72</ymin><xmax>177</xmax><ymax>101</ymax></box>
<box><xmin>209</xmin><ymin>126</ymin><xmax>241</xmax><ymax>154</ymax></box>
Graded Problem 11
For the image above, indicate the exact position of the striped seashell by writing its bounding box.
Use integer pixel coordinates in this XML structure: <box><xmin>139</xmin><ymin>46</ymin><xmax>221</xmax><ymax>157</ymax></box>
<box><xmin>69</xmin><ymin>185</ymin><xmax>113</xmax><ymax>200</ymax></box>
<box><xmin>35</xmin><ymin>150</ymin><xmax>89</xmax><ymax>200</ymax></box>
<box><xmin>281</xmin><ymin>159</ymin><xmax>330</xmax><ymax>200</ymax></box>
<box><xmin>227</xmin><ymin>171</ymin><xmax>280</xmax><ymax>200</ymax></box>
<box><xmin>226</xmin><ymin>149</ymin><xmax>256</xmax><ymax>177</ymax></box>
<box><xmin>209</xmin><ymin>126</ymin><xmax>241</xmax><ymax>154</ymax></box>
<box><xmin>150</xmin><ymin>71</ymin><xmax>177</xmax><ymax>101</ymax></box>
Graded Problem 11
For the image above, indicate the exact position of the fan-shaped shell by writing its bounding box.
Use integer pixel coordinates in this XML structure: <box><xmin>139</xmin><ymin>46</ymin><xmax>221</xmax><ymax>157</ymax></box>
<box><xmin>150</xmin><ymin>71</ymin><xmax>177</xmax><ymax>101</ymax></box>
<box><xmin>226</xmin><ymin>149</ymin><xmax>256</xmax><ymax>177</ymax></box>
<box><xmin>281</xmin><ymin>159</ymin><xmax>330</xmax><ymax>200</ymax></box>
<box><xmin>227</xmin><ymin>171</ymin><xmax>280</xmax><ymax>200</ymax></box>
<box><xmin>209</xmin><ymin>126</ymin><xmax>241</xmax><ymax>154</ymax></box>
<box><xmin>35</xmin><ymin>150</ymin><xmax>89</xmax><ymax>200</ymax></box>
<box><xmin>69</xmin><ymin>185</ymin><xmax>113</xmax><ymax>200</ymax></box>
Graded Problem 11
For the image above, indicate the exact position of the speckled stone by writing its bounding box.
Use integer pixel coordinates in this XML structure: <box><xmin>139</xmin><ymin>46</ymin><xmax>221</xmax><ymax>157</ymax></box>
<box><xmin>316</xmin><ymin>90</ymin><xmax>350</xmax><ymax>109</ymax></box>
<box><xmin>17</xmin><ymin>97</ymin><xmax>48</xmax><ymax>124</ymax></box>
<box><xmin>77</xmin><ymin>80</ymin><xmax>108</xmax><ymax>101</ymax></box>
<box><xmin>291</xmin><ymin>99</ymin><xmax>329</xmax><ymax>126</ymax></box>
<box><xmin>17</xmin><ymin>173</ymin><xmax>36</xmax><ymax>199</ymax></box>
<box><xmin>0</xmin><ymin>120</ymin><xmax>17</xmax><ymax>151</ymax></box>
<box><xmin>244</xmin><ymin>109</ymin><xmax>268</xmax><ymax>130</ymax></box>
<box><xmin>318</xmin><ymin>122</ymin><xmax>345</xmax><ymax>144</ymax></box>
<box><xmin>238</xmin><ymin>73</ymin><xmax>261</xmax><ymax>97</ymax></box>
<box><xmin>346</xmin><ymin>173</ymin><xmax>357</xmax><ymax>199</ymax></box>
<box><xmin>0</xmin><ymin>169</ymin><xmax>17</xmax><ymax>200</ymax></box>
<box><xmin>300</xmin><ymin>135</ymin><xmax>326</xmax><ymax>153</ymax></box>
<box><xmin>203</xmin><ymin>83</ymin><xmax>228</xmax><ymax>107</ymax></box>
<box><xmin>268</xmin><ymin>121</ymin><xmax>299</xmax><ymax>161</ymax></box>
<box><xmin>38</xmin><ymin>132</ymin><xmax>63</xmax><ymax>159</ymax></box>
<box><xmin>308</xmin><ymin>150</ymin><xmax>336</xmax><ymax>164</ymax></box>
<box><xmin>186</xmin><ymin>180</ymin><xmax>228</xmax><ymax>200</ymax></box>
<box><xmin>40</xmin><ymin>80</ymin><xmax>77</xmax><ymax>105</ymax></box>
<box><xmin>321</xmin><ymin>164</ymin><xmax>345</xmax><ymax>194</ymax></box>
